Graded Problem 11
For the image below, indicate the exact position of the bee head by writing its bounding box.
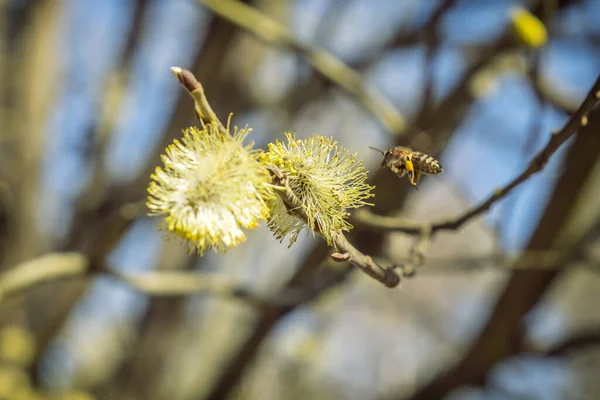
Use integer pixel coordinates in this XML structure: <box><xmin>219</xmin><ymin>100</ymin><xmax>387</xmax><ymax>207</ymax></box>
<box><xmin>381</xmin><ymin>149</ymin><xmax>396</xmax><ymax>168</ymax></box>
<box><xmin>369</xmin><ymin>146</ymin><xmax>393</xmax><ymax>168</ymax></box>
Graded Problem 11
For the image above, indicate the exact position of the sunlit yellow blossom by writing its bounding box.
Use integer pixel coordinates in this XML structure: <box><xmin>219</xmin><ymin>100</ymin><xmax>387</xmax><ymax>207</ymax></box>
<box><xmin>147</xmin><ymin>122</ymin><xmax>274</xmax><ymax>255</ymax></box>
<box><xmin>510</xmin><ymin>6</ymin><xmax>547</xmax><ymax>48</ymax></box>
<box><xmin>259</xmin><ymin>132</ymin><xmax>374</xmax><ymax>245</ymax></box>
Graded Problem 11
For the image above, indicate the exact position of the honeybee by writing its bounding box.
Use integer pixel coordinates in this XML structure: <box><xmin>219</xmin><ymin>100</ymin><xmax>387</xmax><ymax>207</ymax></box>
<box><xmin>370</xmin><ymin>146</ymin><xmax>443</xmax><ymax>189</ymax></box>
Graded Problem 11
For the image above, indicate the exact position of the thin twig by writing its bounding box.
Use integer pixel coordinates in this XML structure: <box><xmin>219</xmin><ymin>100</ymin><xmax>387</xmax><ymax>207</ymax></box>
<box><xmin>197</xmin><ymin>0</ymin><xmax>406</xmax><ymax>135</ymax></box>
<box><xmin>399</xmin><ymin>225</ymin><xmax>433</xmax><ymax>277</ymax></box>
<box><xmin>330</xmin><ymin>230</ymin><xmax>400</xmax><ymax>287</ymax></box>
<box><xmin>355</xmin><ymin>74</ymin><xmax>600</xmax><ymax>235</ymax></box>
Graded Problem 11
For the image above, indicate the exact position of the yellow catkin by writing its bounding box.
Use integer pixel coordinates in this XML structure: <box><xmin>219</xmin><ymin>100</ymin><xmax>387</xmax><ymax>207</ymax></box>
<box><xmin>259</xmin><ymin>132</ymin><xmax>374</xmax><ymax>246</ymax></box>
<box><xmin>147</xmin><ymin>122</ymin><xmax>274</xmax><ymax>255</ymax></box>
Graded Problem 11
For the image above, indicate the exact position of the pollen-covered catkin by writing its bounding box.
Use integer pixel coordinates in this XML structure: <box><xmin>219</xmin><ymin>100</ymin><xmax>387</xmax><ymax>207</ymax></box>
<box><xmin>147</xmin><ymin>122</ymin><xmax>274</xmax><ymax>255</ymax></box>
<box><xmin>259</xmin><ymin>132</ymin><xmax>374</xmax><ymax>246</ymax></box>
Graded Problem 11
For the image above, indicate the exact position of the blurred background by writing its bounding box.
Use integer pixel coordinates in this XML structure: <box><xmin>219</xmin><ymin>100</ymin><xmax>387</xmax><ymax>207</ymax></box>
<box><xmin>1</xmin><ymin>0</ymin><xmax>600</xmax><ymax>399</ymax></box>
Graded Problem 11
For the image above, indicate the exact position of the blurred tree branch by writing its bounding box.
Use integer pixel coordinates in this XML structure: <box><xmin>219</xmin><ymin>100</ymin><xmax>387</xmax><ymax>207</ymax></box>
<box><xmin>284</xmin><ymin>0</ymin><xmax>459</xmax><ymax>121</ymax></box>
<box><xmin>0</xmin><ymin>251</ymin><xmax>353</xmax><ymax>309</ymax></box>
<box><xmin>75</xmin><ymin>0</ymin><xmax>150</xmax><ymax>217</ymax></box>
<box><xmin>1</xmin><ymin>247</ymin><xmax>597</xmax><ymax>305</ymax></box>
<box><xmin>409</xmin><ymin>80</ymin><xmax>600</xmax><ymax>400</ymax></box>
<box><xmin>390</xmin><ymin>0</ymin><xmax>459</xmax><ymax>48</ymax></box>
<box><xmin>0</xmin><ymin>253</ymin><xmax>88</xmax><ymax>300</ymax></box>
<box><xmin>0</xmin><ymin>0</ymin><xmax>66</xmax><ymax>379</ymax></box>
<box><xmin>197</xmin><ymin>0</ymin><xmax>406</xmax><ymax>135</ymax></box>
<box><xmin>543</xmin><ymin>327</ymin><xmax>600</xmax><ymax>357</ymax></box>
<box><xmin>356</xmin><ymin>74</ymin><xmax>600</xmax><ymax>234</ymax></box>
<box><xmin>417</xmin><ymin>250</ymin><xmax>597</xmax><ymax>272</ymax></box>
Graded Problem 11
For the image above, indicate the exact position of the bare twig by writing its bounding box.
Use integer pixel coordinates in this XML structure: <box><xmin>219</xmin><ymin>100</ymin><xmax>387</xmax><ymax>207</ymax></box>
<box><xmin>0</xmin><ymin>251</ymin><xmax>358</xmax><ymax>312</ymax></box>
<box><xmin>356</xmin><ymin>74</ymin><xmax>600</xmax><ymax>235</ymax></box>
<box><xmin>330</xmin><ymin>230</ymin><xmax>400</xmax><ymax>287</ymax></box>
<box><xmin>0</xmin><ymin>252</ymin><xmax>238</xmax><ymax>301</ymax></box>
<box><xmin>197</xmin><ymin>0</ymin><xmax>406</xmax><ymax>135</ymax></box>
<box><xmin>399</xmin><ymin>225</ymin><xmax>433</xmax><ymax>277</ymax></box>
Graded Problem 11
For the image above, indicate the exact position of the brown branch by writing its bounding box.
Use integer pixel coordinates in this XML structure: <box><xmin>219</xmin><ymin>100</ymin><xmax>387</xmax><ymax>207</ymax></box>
<box><xmin>0</xmin><ymin>251</ymin><xmax>336</xmax><ymax>310</ymax></box>
<box><xmin>400</xmin><ymin>225</ymin><xmax>433</xmax><ymax>277</ymax></box>
<box><xmin>330</xmin><ymin>230</ymin><xmax>400</xmax><ymax>287</ymax></box>
<box><xmin>356</xmin><ymin>74</ymin><xmax>600</xmax><ymax>235</ymax></box>
<box><xmin>543</xmin><ymin>328</ymin><xmax>600</xmax><ymax>357</ymax></box>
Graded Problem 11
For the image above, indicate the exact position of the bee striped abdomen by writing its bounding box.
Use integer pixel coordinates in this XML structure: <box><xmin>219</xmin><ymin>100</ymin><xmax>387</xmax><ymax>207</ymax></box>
<box><xmin>411</xmin><ymin>152</ymin><xmax>443</xmax><ymax>175</ymax></box>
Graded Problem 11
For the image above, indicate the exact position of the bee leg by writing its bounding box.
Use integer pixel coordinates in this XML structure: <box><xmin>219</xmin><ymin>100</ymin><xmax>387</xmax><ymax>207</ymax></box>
<box><xmin>411</xmin><ymin>171</ymin><xmax>421</xmax><ymax>186</ymax></box>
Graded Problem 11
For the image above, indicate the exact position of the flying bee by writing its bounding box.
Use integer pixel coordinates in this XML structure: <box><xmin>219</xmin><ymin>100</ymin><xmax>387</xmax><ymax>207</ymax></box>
<box><xmin>369</xmin><ymin>146</ymin><xmax>443</xmax><ymax>189</ymax></box>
